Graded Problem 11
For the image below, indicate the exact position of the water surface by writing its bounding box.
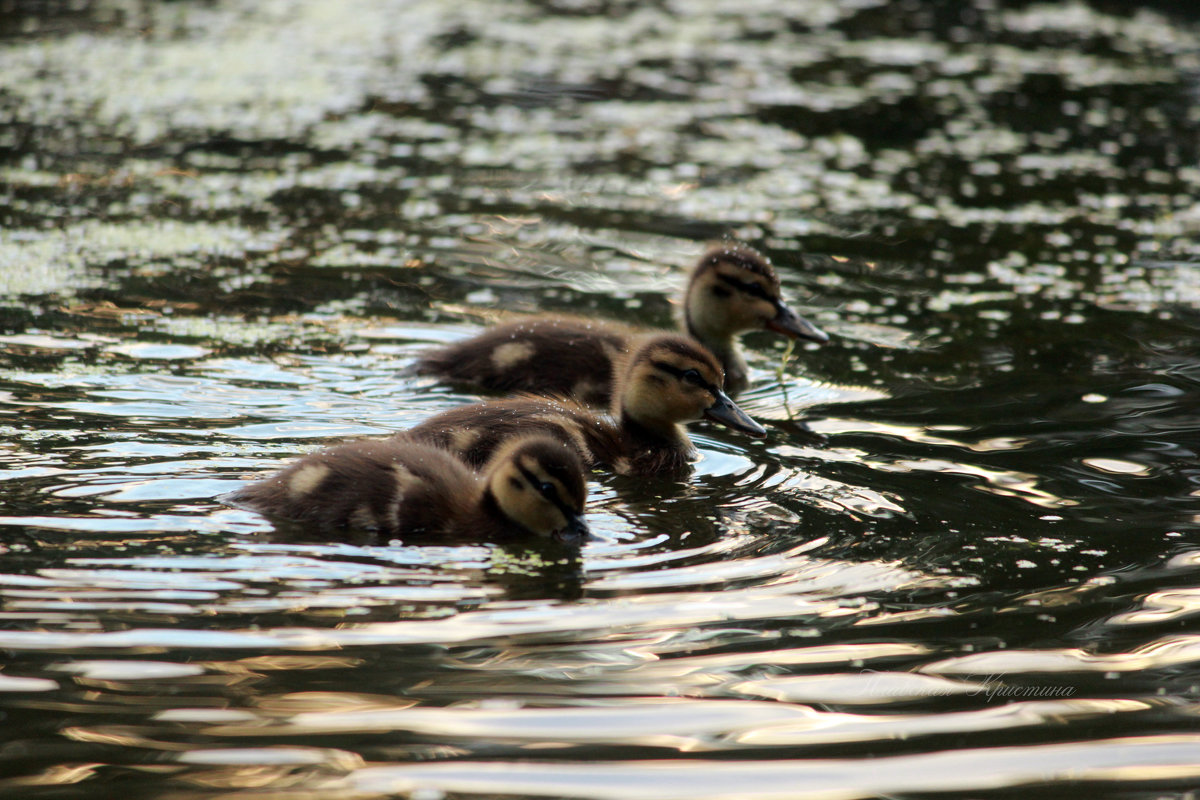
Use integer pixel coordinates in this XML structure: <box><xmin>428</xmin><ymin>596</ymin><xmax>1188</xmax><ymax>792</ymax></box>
<box><xmin>3</xmin><ymin>0</ymin><xmax>1200</xmax><ymax>798</ymax></box>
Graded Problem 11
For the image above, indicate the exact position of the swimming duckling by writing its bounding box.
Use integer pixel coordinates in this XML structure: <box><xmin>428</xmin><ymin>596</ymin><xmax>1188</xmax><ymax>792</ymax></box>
<box><xmin>412</xmin><ymin>244</ymin><xmax>828</xmax><ymax>404</ymax></box>
<box><xmin>406</xmin><ymin>333</ymin><xmax>766</xmax><ymax>476</ymax></box>
<box><xmin>223</xmin><ymin>434</ymin><xmax>589</xmax><ymax>544</ymax></box>
<box><xmin>684</xmin><ymin>244</ymin><xmax>829</xmax><ymax>395</ymax></box>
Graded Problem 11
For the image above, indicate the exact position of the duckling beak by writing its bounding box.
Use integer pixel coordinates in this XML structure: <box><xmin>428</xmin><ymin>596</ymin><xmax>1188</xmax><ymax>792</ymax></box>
<box><xmin>704</xmin><ymin>390</ymin><xmax>767</xmax><ymax>438</ymax></box>
<box><xmin>768</xmin><ymin>301</ymin><xmax>829</xmax><ymax>344</ymax></box>
<box><xmin>554</xmin><ymin>514</ymin><xmax>591</xmax><ymax>545</ymax></box>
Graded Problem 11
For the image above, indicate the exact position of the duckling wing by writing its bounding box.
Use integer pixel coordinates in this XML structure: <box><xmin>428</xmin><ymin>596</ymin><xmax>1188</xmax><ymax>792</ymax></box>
<box><xmin>405</xmin><ymin>395</ymin><xmax>603</xmax><ymax>469</ymax></box>
<box><xmin>413</xmin><ymin>316</ymin><xmax>630</xmax><ymax>404</ymax></box>
<box><xmin>223</xmin><ymin>439</ymin><xmax>480</xmax><ymax>539</ymax></box>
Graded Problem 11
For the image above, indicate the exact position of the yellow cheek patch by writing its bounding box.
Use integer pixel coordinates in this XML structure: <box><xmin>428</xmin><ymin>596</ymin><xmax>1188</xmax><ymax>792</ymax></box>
<box><xmin>516</xmin><ymin>497</ymin><xmax>567</xmax><ymax>538</ymax></box>
<box><xmin>491</xmin><ymin>342</ymin><xmax>536</xmax><ymax>370</ymax></box>
<box><xmin>751</xmin><ymin>297</ymin><xmax>777</xmax><ymax>321</ymax></box>
<box><xmin>288</xmin><ymin>463</ymin><xmax>330</xmax><ymax>498</ymax></box>
<box><xmin>540</xmin><ymin>507</ymin><xmax>569</xmax><ymax>536</ymax></box>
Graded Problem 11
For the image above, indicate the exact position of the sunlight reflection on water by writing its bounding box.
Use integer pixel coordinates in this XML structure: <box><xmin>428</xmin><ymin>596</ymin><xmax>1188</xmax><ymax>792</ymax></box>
<box><xmin>3</xmin><ymin>0</ymin><xmax>1200</xmax><ymax>797</ymax></box>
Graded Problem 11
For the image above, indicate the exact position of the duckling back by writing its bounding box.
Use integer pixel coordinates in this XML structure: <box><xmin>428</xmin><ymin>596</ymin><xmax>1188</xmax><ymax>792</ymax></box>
<box><xmin>223</xmin><ymin>435</ymin><xmax>590</xmax><ymax>543</ymax></box>
<box><xmin>405</xmin><ymin>394</ymin><xmax>612</xmax><ymax>471</ymax></box>
<box><xmin>412</xmin><ymin>315</ymin><xmax>628</xmax><ymax>406</ymax></box>
<box><xmin>223</xmin><ymin>437</ymin><xmax>479</xmax><ymax>538</ymax></box>
<box><xmin>410</xmin><ymin>245</ymin><xmax>826</xmax><ymax>404</ymax></box>
<box><xmin>406</xmin><ymin>333</ymin><xmax>765</xmax><ymax>477</ymax></box>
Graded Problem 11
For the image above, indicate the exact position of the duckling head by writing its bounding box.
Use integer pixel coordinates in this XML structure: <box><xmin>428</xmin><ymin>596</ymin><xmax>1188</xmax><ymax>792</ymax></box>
<box><xmin>486</xmin><ymin>435</ymin><xmax>590</xmax><ymax>544</ymax></box>
<box><xmin>617</xmin><ymin>334</ymin><xmax>766</xmax><ymax>439</ymax></box>
<box><xmin>685</xmin><ymin>245</ymin><xmax>828</xmax><ymax>346</ymax></box>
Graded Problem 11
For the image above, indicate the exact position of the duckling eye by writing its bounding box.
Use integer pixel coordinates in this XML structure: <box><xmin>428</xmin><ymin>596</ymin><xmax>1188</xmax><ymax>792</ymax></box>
<box><xmin>537</xmin><ymin>480</ymin><xmax>566</xmax><ymax>507</ymax></box>
<box><xmin>682</xmin><ymin>368</ymin><xmax>705</xmax><ymax>386</ymax></box>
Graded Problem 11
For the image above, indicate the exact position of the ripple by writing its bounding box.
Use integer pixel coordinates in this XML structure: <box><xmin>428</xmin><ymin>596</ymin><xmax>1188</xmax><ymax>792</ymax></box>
<box><xmin>176</xmin><ymin>746</ymin><xmax>362</xmax><ymax>767</ymax></box>
<box><xmin>304</xmin><ymin>735</ymin><xmax>1200</xmax><ymax>799</ymax></box>
<box><xmin>147</xmin><ymin>693</ymin><xmax>1145</xmax><ymax>754</ymax></box>
<box><xmin>2</xmin><ymin>0</ymin><xmax>1200</xmax><ymax>797</ymax></box>
<box><xmin>1109</xmin><ymin>588</ymin><xmax>1200</xmax><ymax>626</ymax></box>
<box><xmin>0</xmin><ymin>557</ymin><xmax>950</xmax><ymax>651</ymax></box>
<box><xmin>1081</xmin><ymin>457</ymin><xmax>1153</xmax><ymax>476</ymax></box>
<box><xmin>923</xmin><ymin>634</ymin><xmax>1200</xmax><ymax>675</ymax></box>
<box><xmin>731</xmin><ymin>671</ymin><xmax>985</xmax><ymax>705</ymax></box>
<box><xmin>49</xmin><ymin>660</ymin><xmax>206</xmax><ymax>681</ymax></box>
<box><xmin>588</xmin><ymin>547</ymin><xmax>937</xmax><ymax>596</ymax></box>
<box><xmin>106</xmin><ymin>343</ymin><xmax>212</xmax><ymax>361</ymax></box>
<box><xmin>0</xmin><ymin>673</ymin><xmax>58</xmax><ymax>692</ymax></box>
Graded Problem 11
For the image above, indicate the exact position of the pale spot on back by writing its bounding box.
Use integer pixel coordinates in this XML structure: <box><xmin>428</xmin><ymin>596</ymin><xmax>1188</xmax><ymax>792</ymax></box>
<box><xmin>349</xmin><ymin>503</ymin><xmax>378</xmax><ymax>529</ymax></box>
<box><xmin>599</xmin><ymin>340</ymin><xmax>624</xmax><ymax>366</ymax></box>
<box><xmin>288</xmin><ymin>463</ymin><xmax>330</xmax><ymax>498</ymax></box>
<box><xmin>450</xmin><ymin>427</ymin><xmax>479</xmax><ymax>455</ymax></box>
<box><xmin>391</xmin><ymin>463</ymin><xmax>423</xmax><ymax>493</ymax></box>
<box><xmin>573</xmin><ymin>379</ymin><xmax>601</xmax><ymax>399</ymax></box>
<box><xmin>491</xmin><ymin>341</ymin><xmax>536</xmax><ymax>371</ymax></box>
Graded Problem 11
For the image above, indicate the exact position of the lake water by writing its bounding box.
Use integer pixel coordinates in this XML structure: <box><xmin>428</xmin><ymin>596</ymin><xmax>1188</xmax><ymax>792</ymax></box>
<box><xmin>3</xmin><ymin>1</ymin><xmax>1200</xmax><ymax>797</ymax></box>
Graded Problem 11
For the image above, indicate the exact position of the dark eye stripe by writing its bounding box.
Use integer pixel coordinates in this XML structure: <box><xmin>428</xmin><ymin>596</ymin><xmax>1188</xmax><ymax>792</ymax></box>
<box><xmin>650</xmin><ymin>360</ymin><xmax>718</xmax><ymax>395</ymax></box>
<box><xmin>540</xmin><ymin>458</ymin><xmax>575</xmax><ymax>489</ymax></box>
<box><xmin>516</xmin><ymin>463</ymin><xmax>577</xmax><ymax>518</ymax></box>
<box><xmin>716</xmin><ymin>272</ymin><xmax>774</xmax><ymax>302</ymax></box>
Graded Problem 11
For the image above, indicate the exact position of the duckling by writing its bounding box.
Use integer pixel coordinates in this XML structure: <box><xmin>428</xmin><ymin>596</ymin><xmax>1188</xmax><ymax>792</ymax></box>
<box><xmin>406</xmin><ymin>333</ymin><xmax>766</xmax><ymax>476</ymax></box>
<box><xmin>222</xmin><ymin>434</ymin><xmax>589</xmax><ymax>544</ymax></box>
<box><xmin>412</xmin><ymin>244</ymin><xmax>828</xmax><ymax>404</ymax></box>
<box><xmin>683</xmin><ymin>244</ymin><xmax>829</xmax><ymax>395</ymax></box>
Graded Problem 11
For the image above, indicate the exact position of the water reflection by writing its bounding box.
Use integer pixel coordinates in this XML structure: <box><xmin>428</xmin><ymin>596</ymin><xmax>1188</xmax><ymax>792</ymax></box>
<box><xmin>4</xmin><ymin>0</ymin><xmax>1200</xmax><ymax>797</ymax></box>
<box><xmin>158</xmin><ymin>735</ymin><xmax>1200</xmax><ymax>799</ymax></box>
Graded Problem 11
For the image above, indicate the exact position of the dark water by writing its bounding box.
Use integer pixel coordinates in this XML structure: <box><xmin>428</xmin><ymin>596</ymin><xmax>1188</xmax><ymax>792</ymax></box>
<box><xmin>3</xmin><ymin>0</ymin><xmax>1200</xmax><ymax>797</ymax></box>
